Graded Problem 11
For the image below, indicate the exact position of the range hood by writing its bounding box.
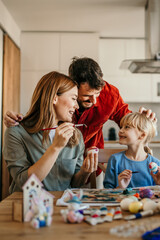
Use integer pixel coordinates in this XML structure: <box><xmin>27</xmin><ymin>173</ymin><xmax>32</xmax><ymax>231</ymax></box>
<box><xmin>120</xmin><ymin>0</ymin><xmax>160</xmax><ymax>73</ymax></box>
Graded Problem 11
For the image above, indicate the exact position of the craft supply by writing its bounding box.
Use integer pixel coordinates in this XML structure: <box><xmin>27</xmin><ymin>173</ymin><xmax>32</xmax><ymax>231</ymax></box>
<box><xmin>139</xmin><ymin>189</ymin><xmax>154</xmax><ymax>199</ymax></box>
<box><xmin>61</xmin><ymin>209</ymin><xmax>84</xmax><ymax>223</ymax></box>
<box><xmin>118</xmin><ymin>171</ymin><xmax>139</xmax><ymax>174</ymax></box>
<box><xmin>85</xmin><ymin>208</ymin><xmax>115</xmax><ymax>225</ymax></box>
<box><xmin>87</xmin><ymin>147</ymin><xmax>99</xmax><ymax>154</ymax></box>
<box><xmin>120</xmin><ymin>198</ymin><xmax>135</xmax><ymax>211</ymax></box>
<box><xmin>129</xmin><ymin>201</ymin><xmax>143</xmax><ymax>213</ymax></box>
<box><xmin>142</xmin><ymin>226</ymin><xmax>160</xmax><ymax>240</ymax></box>
<box><xmin>124</xmin><ymin>210</ymin><xmax>154</xmax><ymax>221</ymax></box>
<box><xmin>41</xmin><ymin>124</ymin><xmax>87</xmax><ymax>131</ymax></box>
<box><xmin>113</xmin><ymin>207</ymin><xmax>123</xmax><ymax>220</ymax></box>
<box><xmin>157</xmin><ymin>201</ymin><xmax>160</xmax><ymax>211</ymax></box>
<box><xmin>103</xmin><ymin>208</ymin><xmax>115</xmax><ymax>222</ymax></box>
<box><xmin>143</xmin><ymin>200</ymin><xmax>157</xmax><ymax>212</ymax></box>
<box><xmin>149</xmin><ymin>162</ymin><xmax>158</xmax><ymax>173</ymax></box>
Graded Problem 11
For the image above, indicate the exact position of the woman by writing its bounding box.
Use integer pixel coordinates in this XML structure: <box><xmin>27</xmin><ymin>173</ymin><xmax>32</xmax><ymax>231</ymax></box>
<box><xmin>3</xmin><ymin>71</ymin><xmax>98</xmax><ymax>193</ymax></box>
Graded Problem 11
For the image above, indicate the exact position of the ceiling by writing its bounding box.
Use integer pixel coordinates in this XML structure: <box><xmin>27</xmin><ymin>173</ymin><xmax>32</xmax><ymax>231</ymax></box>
<box><xmin>2</xmin><ymin>0</ymin><xmax>147</xmax><ymax>34</ymax></box>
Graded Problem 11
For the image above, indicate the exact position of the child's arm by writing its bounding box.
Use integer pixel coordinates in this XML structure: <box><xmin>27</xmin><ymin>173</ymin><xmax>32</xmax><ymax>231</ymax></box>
<box><xmin>118</xmin><ymin>170</ymin><xmax>132</xmax><ymax>189</ymax></box>
<box><xmin>150</xmin><ymin>167</ymin><xmax>160</xmax><ymax>185</ymax></box>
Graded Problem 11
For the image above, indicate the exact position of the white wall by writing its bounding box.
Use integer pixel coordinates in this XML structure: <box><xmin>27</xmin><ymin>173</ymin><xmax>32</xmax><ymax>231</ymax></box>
<box><xmin>20</xmin><ymin>32</ymin><xmax>99</xmax><ymax>114</ymax></box>
<box><xmin>0</xmin><ymin>0</ymin><xmax>20</xmax><ymax>46</ymax></box>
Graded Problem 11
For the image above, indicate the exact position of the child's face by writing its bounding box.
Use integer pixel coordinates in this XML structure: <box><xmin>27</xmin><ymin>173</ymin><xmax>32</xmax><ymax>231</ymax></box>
<box><xmin>119</xmin><ymin>124</ymin><xmax>142</xmax><ymax>146</ymax></box>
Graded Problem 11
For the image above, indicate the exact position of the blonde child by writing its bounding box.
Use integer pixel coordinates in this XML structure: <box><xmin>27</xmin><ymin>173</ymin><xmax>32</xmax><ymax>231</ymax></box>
<box><xmin>103</xmin><ymin>112</ymin><xmax>160</xmax><ymax>188</ymax></box>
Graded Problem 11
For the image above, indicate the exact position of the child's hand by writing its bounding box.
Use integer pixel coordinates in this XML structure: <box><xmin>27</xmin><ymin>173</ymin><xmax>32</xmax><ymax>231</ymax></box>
<box><xmin>118</xmin><ymin>170</ymin><xmax>132</xmax><ymax>189</ymax></box>
<box><xmin>150</xmin><ymin>166</ymin><xmax>160</xmax><ymax>185</ymax></box>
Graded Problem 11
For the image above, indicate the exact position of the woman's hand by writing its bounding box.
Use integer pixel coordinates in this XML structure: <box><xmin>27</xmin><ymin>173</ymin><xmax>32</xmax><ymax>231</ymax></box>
<box><xmin>52</xmin><ymin>122</ymin><xmax>75</xmax><ymax>149</ymax></box>
<box><xmin>150</xmin><ymin>167</ymin><xmax>160</xmax><ymax>185</ymax></box>
<box><xmin>118</xmin><ymin>169</ymin><xmax>132</xmax><ymax>189</ymax></box>
<box><xmin>81</xmin><ymin>151</ymin><xmax>98</xmax><ymax>173</ymax></box>
<box><xmin>4</xmin><ymin>111</ymin><xmax>23</xmax><ymax>127</ymax></box>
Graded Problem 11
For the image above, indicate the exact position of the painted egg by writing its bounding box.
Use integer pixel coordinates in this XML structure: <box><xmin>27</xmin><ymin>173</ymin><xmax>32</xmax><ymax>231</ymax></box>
<box><xmin>120</xmin><ymin>198</ymin><xmax>134</xmax><ymax>211</ymax></box>
<box><xmin>141</xmin><ymin>198</ymin><xmax>152</xmax><ymax>204</ymax></box>
<box><xmin>143</xmin><ymin>200</ymin><xmax>157</xmax><ymax>212</ymax></box>
<box><xmin>139</xmin><ymin>189</ymin><xmax>154</xmax><ymax>199</ymax></box>
<box><xmin>128</xmin><ymin>196</ymin><xmax>138</xmax><ymax>202</ymax></box>
<box><xmin>149</xmin><ymin>162</ymin><xmax>158</xmax><ymax>172</ymax></box>
<box><xmin>87</xmin><ymin>147</ymin><xmax>99</xmax><ymax>154</ymax></box>
<box><xmin>157</xmin><ymin>201</ymin><xmax>160</xmax><ymax>211</ymax></box>
<box><xmin>129</xmin><ymin>201</ymin><xmax>143</xmax><ymax>213</ymax></box>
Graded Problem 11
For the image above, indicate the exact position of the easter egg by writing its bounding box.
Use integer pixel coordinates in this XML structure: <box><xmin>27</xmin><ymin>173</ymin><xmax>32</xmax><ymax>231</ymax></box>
<box><xmin>120</xmin><ymin>198</ymin><xmax>134</xmax><ymax>211</ymax></box>
<box><xmin>157</xmin><ymin>201</ymin><xmax>160</xmax><ymax>211</ymax></box>
<box><xmin>139</xmin><ymin>189</ymin><xmax>154</xmax><ymax>199</ymax></box>
<box><xmin>141</xmin><ymin>198</ymin><xmax>152</xmax><ymax>204</ymax></box>
<box><xmin>149</xmin><ymin>162</ymin><xmax>158</xmax><ymax>172</ymax></box>
<box><xmin>128</xmin><ymin>196</ymin><xmax>138</xmax><ymax>202</ymax></box>
<box><xmin>87</xmin><ymin>147</ymin><xmax>99</xmax><ymax>154</ymax></box>
<box><xmin>129</xmin><ymin>201</ymin><xmax>143</xmax><ymax>213</ymax></box>
<box><xmin>143</xmin><ymin>200</ymin><xmax>157</xmax><ymax>212</ymax></box>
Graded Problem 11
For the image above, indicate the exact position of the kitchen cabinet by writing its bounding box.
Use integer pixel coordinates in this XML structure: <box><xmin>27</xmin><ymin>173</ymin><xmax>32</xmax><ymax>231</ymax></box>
<box><xmin>20</xmin><ymin>32</ymin><xmax>99</xmax><ymax>113</ymax></box>
<box><xmin>99</xmin><ymin>38</ymin><xmax>152</xmax><ymax>102</ymax></box>
<box><xmin>60</xmin><ymin>33</ymin><xmax>99</xmax><ymax>73</ymax></box>
<box><xmin>21</xmin><ymin>32</ymin><xmax>60</xmax><ymax>71</ymax></box>
<box><xmin>2</xmin><ymin>34</ymin><xmax>20</xmax><ymax>199</ymax></box>
<box><xmin>151</xmin><ymin>75</ymin><xmax>160</xmax><ymax>102</ymax></box>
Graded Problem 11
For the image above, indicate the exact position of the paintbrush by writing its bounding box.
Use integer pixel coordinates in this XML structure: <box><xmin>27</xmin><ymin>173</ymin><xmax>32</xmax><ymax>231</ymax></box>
<box><xmin>118</xmin><ymin>171</ymin><xmax>139</xmax><ymax>174</ymax></box>
<box><xmin>41</xmin><ymin>123</ymin><xmax>87</xmax><ymax>131</ymax></box>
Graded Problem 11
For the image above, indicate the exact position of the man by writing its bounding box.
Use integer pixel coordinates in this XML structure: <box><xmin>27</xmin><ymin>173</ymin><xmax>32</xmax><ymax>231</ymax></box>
<box><xmin>4</xmin><ymin>57</ymin><xmax>156</xmax><ymax>182</ymax></box>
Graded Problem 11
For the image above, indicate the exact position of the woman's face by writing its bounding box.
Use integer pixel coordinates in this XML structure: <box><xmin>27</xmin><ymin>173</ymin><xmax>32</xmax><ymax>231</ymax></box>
<box><xmin>54</xmin><ymin>86</ymin><xmax>79</xmax><ymax>123</ymax></box>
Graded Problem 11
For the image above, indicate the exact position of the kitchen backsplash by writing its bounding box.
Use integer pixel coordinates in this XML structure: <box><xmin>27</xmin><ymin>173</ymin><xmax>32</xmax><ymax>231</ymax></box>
<box><xmin>103</xmin><ymin>102</ymin><xmax>160</xmax><ymax>141</ymax></box>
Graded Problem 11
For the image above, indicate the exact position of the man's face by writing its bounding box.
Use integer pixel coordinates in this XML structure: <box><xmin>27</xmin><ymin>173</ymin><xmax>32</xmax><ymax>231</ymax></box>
<box><xmin>78</xmin><ymin>83</ymin><xmax>102</xmax><ymax>109</ymax></box>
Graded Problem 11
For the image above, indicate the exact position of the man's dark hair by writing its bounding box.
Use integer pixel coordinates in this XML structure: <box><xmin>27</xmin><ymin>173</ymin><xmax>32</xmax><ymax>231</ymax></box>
<box><xmin>68</xmin><ymin>57</ymin><xmax>105</xmax><ymax>89</ymax></box>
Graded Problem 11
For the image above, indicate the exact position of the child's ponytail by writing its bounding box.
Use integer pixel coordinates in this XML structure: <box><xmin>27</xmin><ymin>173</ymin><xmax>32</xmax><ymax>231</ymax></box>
<box><xmin>144</xmin><ymin>146</ymin><xmax>153</xmax><ymax>156</ymax></box>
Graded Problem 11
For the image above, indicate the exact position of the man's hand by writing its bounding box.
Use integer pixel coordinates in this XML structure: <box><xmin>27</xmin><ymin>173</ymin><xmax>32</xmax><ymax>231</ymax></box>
<box><xmin>139</xmin><ymin>106</ymin><xmax>157</xmax><ymax>122</ymax></box>
<box><xmin>4</xmin><ymin>111</ymin><xmax>23</xmax><ymax>127</ymax></box>
<box><xmin>118</xmin><ymin>169</ymin><xmax>132</xmax><ymax>189</ymax></box>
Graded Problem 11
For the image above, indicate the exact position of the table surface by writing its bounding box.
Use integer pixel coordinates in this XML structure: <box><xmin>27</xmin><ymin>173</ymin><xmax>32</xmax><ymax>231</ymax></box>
<box><xmin>0</xmin><ymin>191</ymin><xmax>160</xmax><ymax>240</ymax></box>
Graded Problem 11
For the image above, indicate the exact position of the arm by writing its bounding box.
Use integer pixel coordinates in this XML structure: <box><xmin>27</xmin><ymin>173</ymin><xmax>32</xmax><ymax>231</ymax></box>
<box><xmin>3</xmin><ymin>123</ymin><xmax>75</xmax><ymax>189</ymax></box>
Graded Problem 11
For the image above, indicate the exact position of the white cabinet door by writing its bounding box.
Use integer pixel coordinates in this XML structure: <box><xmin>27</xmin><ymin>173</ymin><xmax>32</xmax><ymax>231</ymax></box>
<box><xmin>100</xmin><ymin>39</ymin><xmax>125</xmax><ymax>76</ymax></box>
<box><xmin>151</xmin><ymin>75</ymin><xmax>160</xmax><ymax>102</ymax></box>
<box><xmin>99</xmin><ymin>39</ymin><xmax>152</xmax><ymax>102</ymax></box>
<box><xmin>21</xmin><ymin>32</ymin><xmax>60</xmax><ymax>71</ymax></box>
<box><xmin>60</xmin><ymin>33</ymin><xmax>99</xmax><ymax>73</ymax></box>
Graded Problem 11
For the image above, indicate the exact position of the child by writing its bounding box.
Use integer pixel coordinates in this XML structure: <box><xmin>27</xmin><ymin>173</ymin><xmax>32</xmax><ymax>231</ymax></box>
<box><xmin>103</xmin><ymin>112</ymin><xmax>160</xmax><ymax>189</ymax></box>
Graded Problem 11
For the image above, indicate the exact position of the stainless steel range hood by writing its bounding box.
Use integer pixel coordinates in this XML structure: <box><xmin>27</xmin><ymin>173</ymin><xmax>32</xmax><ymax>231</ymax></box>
<box><xmin>120</xmin><ymin>0</ymin><xmax>160</xmax><ymax>73</ymax></box>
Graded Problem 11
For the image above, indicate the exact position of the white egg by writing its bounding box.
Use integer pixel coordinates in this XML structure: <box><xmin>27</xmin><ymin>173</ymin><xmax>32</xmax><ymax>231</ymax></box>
<box><xmin>143</xmin><ymin>200</ymin><xmax>157</xmax><ymax>212</ymax></box>
<box><xmin>157</xmin><ymin>201</ymin><xmax>160</xmax><ymax>211</ymax></box>
<box><xmin>120</xmin><ymin>198</ymin><xmax>134</xmax><ymax>211</ymax></box>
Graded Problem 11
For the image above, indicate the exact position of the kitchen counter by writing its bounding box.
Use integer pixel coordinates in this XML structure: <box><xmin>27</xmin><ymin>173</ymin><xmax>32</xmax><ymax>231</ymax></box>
<box><xmin>104</xmin><ymin>140</ymin><xmax>160</xmax><ymax>149</ymax></box>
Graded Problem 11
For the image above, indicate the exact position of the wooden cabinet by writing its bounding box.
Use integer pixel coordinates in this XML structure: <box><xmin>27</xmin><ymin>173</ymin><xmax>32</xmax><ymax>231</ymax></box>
<box><xmin>99</xmin><ymin>38</ymin><xmax>153</xmax><ymax>102</ymax></box>
<box><xmin>2</xmin><ymin>34</ymin><xmax>20</xmax><ymax>199</ymax></box>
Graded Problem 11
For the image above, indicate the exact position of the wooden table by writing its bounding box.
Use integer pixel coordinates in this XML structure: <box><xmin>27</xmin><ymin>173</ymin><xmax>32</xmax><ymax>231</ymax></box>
<box><xmin>0</xmin><ymin>191</ymin><xmax>160</xmax><ymax>240</ymax></box>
